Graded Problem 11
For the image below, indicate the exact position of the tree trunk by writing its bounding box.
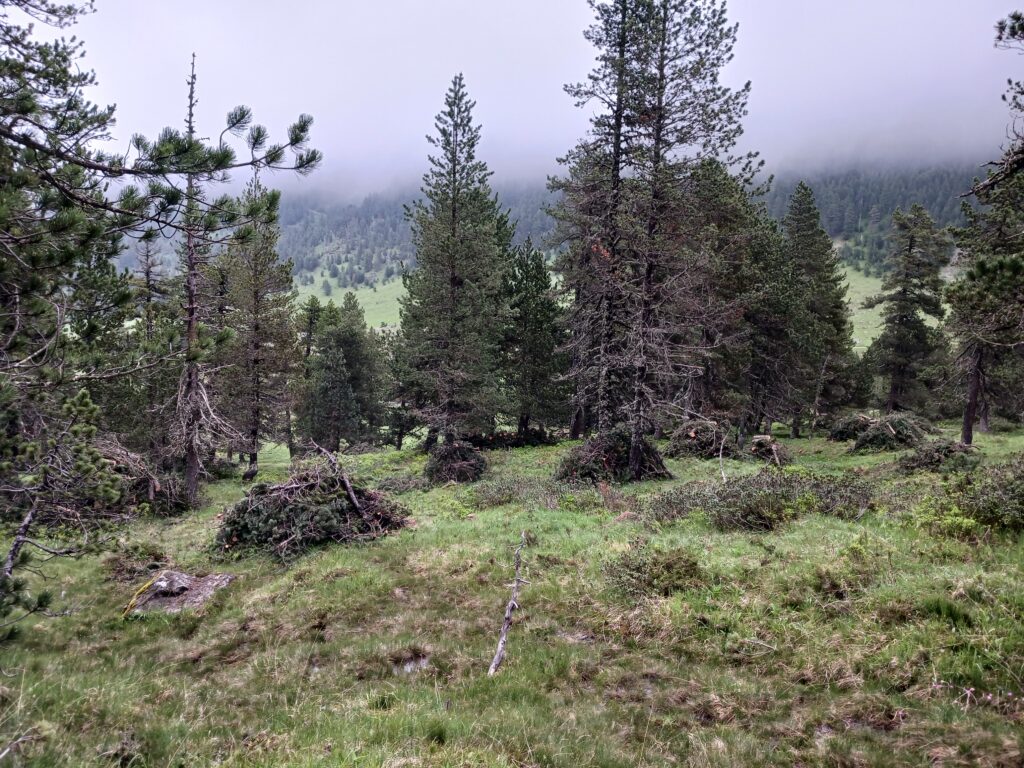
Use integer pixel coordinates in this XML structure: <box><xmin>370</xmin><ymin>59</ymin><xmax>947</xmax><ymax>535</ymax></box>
<box><xmin>569</xmin><ymin>405</ymin><xmax>584</xmax><ymax>439</ymax></box>
<box><xmin>961</xmin><ymin>345</ymin><xmax>982</xmax><ymax>445</ymax></box>
<box><xmin>517</xmin><ymin>412</ymin><xmax>530</xmax><ymax>438</ymax></box>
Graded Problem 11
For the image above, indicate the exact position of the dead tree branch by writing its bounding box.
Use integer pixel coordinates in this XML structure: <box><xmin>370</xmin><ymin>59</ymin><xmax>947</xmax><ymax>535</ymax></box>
<box><xmin>488</xmin><ymin>530</ymin><xmax>530</xmax><ymax>677</ymax></box>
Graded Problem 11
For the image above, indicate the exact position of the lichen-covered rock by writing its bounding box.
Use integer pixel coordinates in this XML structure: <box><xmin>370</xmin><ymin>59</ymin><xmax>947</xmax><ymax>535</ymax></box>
<box><xmin>126</xmin><ymin>570</ymin><xmax>235</xmax><ymax>615</ymax></box>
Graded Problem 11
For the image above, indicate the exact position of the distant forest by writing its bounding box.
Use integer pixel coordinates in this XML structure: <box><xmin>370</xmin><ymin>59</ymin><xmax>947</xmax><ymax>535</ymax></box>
<box><xmin>762</xmin><ymin>165</ymin><xmax>983</xmax><ymax>274</ymax></box>
<box><xmin>279</xmin><ymin>164</ymin><xmax>985</xmax><ymax>289</ymax></box>
<box><xmin>279</xmin><ymin>185</ymin><xmax>557</xmax><ymax>290</ymax></box>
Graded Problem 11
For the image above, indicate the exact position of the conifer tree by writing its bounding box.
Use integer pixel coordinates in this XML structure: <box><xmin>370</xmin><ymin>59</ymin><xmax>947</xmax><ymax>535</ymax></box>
<box><xmin>398</xmin><ymin>74</ymin><xmax>510</xmax><ymax>446</ymax></box>
<box><xmin>865</xmin><ymin>205</ymin><xmax>950</xmax><ymax>412</ymax></box>
<box><xmin>947</xmin><ymin>16</ymin><xmax>1024</xmax><ymax>443</ymax></box>
<box><xmin>551</xmin><ymin>0</ymin><xmax>638</xmax><ymax>435</ymax></box>
<box><xmin>504</xmin><ymin>241</ymin><xmax>567</xmax><ymax>436</ymax></box>
<box><xmin>781</xmin><ymin>182</ymin><xmax>854</xmax><ymax>433</ymax></box>
<box><xmin>216</xmin><ymin>177</ymin><xmax>298</xmax><ymax>473</ymax></box>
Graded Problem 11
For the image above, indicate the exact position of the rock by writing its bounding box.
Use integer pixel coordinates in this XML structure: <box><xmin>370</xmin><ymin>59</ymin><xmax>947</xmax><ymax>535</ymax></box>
<box><xmin>126</xmin><ymin>570</ymin><xmax>235</xmax><ymax>615</ymax></box>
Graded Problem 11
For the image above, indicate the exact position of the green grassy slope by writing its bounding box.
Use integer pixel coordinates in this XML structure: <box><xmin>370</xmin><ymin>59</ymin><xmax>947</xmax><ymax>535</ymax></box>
<box><xmin>297</xmin><ymin>277</ymin><xmax>405</xmax><ymax>328</ymax></box>
<box><xmin>4</xmin><ymin>429</ymin><xmax>1023</xmax><ymax>766</ymax></box>
<box><xmin>844</xmin><ymin>264</ymin><xmax>884</xmax><ymax>353</ymax></box>
<box><xmin>298</xmin><ymin>265</ymin><xmax>885</xmax><ymax>349</ymax></box>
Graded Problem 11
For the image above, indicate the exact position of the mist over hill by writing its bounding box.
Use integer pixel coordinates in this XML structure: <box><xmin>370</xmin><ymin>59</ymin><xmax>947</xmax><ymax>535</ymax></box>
<box><xmin>278</xmin><ymin>162</ymin><xmax>982</xmax><ymax>291</ymax></box>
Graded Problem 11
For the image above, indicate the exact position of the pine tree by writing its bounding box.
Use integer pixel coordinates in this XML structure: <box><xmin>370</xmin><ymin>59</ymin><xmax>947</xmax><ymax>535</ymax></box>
<box><xmin>551</xmin><ymin>0</ymin><xmax>638</xmax><ymax>436</ymax></box>
<box><xmin>216</xmin><ymin>176</ymin><xmax>298</xmax><ymax>473</ymax></box>
<box><xmin>398</xmin><ymin>74</ymin><xmax>510</xmax><ymax>446</ymax></box>
<box><xmin>170</xmin><ymin>57</ymin><xmax>320</xmax><ymax>504</ymax></box>
<box><xmin>781</xmin><ymin>182</ymin><xmax>854</xmax><ymax>433</ymax></box>
<box><xmin>947</xmin><ymin>16</ymin><xmax>1024</xmax><ymax>444</ymax></box>
<box><xmin>296</xmin><ymin>293</ymin><xmax>386</xmax><ymax>449</ymax></box>
<box><xmin>865</xmin><ymin>205</ymin><xmax>950</xmax><ymax>412</ymax></box>
<box><xmin>504</xmin><ymin>241</ymin><xmax>567</xmax><ymax>436</ymax></box>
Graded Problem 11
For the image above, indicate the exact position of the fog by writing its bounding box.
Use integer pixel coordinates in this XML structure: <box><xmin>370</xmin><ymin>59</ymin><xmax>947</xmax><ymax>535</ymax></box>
<box><xmin>68</xmin><ymin>0</ymin><xmax>1015</xmax><ymax>197</ymax></box>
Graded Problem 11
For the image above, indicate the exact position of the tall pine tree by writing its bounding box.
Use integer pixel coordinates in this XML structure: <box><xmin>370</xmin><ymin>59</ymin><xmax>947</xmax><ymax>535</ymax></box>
<box><xmin>865</xmin><ymin>205</ymin><xmax>950</xmax><ymax>413</ymax></box>
<box><xmin>398</xmin><ymin>75</ymin><xmax>511</xmax><ymax>449</ymax></box>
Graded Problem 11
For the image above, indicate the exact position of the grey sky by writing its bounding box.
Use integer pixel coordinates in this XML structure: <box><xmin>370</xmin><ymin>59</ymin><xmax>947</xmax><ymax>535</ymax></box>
<box><xmin>71</xmin><ymin>1</ymin><xmax>1016</xmax><ymax>196</ymax></box>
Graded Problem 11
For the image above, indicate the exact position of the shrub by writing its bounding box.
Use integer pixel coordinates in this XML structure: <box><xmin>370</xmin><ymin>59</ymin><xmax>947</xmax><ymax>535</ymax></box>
<box><xmin>424</xmin><ymin>441</ymin><xmax>486</xmax><ymax>484</ymax></box>
<box><xmin>462</xmin><ymin>476</ymin><xmax>521</xmax><ymax>509</ymax></box>
<box><xmin>461</xmin><ymin>429</ymin><xmax>556</xmax><ymax>450</ymax></box>
<box><xmin>946</xmin><ymin>454</ymin><xmax>1024</xmax><ymax>531</ymax></box>
<box><xmin>665</xmin><ymin>420</ymin><xmax>737</xmax><ymax>459</ymax></box>
<box><xmin>604</xmin><ymin>539</ymin><xmax>707</xmax><ymax>599</ymax></box>
<box><xmin>207</xmin><ymin>457</ymin><xmax>240</xmax><ymax>480</ymax></box>
<box><xmin>555</xmin><ymin>425</ymin><xmax>670</xmax><ymax>483</ymax></box>
<box><xmin>644</xmin><ymin>469</ymin><xmax>874</xmax><ymax>529</ymax></box>
<box><xmin>898</xmin><ymin>440</ymin><xmax>980</xmax><ymax>474</ymax></box>
<box><xmin>375</xmin><ymin>473</ymin><xmax>430</xmax><ymax>494</ymax></box>
<box><xmin>852</xmin><ymin>413</ymin><xmax>932</xmax><ymax>453</ymax></box>
<box><xmin>217</xmin><ymin>457</ymin><xmax>408</xmax><ymax>560</ymax></box>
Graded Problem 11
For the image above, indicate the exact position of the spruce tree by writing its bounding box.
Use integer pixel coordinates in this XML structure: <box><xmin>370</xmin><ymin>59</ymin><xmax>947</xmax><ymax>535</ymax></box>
<box><xmin>865</xmin><ymin>205</ymin><xmax>950</xmax><ymax>412</ymax></box>
<box><xmin>398</xmin><ymin>74</ymin><xmax>510</xmax><ymax>447</ymax></box>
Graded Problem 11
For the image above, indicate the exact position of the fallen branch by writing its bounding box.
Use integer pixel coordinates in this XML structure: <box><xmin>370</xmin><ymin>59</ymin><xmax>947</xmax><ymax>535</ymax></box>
<box><xmin>488</xmin><ymin>530</ymin><xmax>530</xmax><ymax>677</ymax></box>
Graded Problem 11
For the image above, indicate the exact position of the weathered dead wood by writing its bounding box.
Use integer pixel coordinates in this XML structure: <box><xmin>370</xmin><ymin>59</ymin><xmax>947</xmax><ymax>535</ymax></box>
<box><xmin>488</xmin><ymin>530</ymin><xmax>530</xmax><ymax>677</ymax></box>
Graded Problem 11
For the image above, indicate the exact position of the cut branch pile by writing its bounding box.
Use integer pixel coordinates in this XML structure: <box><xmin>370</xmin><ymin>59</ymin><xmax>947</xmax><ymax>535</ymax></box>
<box><xmin>666</xmin><ymin>420</ymin><xmax>738</xmax><ymax>460</ymax></box>
<box><xmin>556</xmin><ymin>425</ymin><xmax>670</xmax><ymax>483</ymax></box>
<box><xmin>216</xmin><ymin>455</ymin><xmax>408</xmax><ymax>561</ymax></box>
<box><xmin>425</xmin><ymin>441</ymin><xmax>487</xmax><ymax>484</ymax></box>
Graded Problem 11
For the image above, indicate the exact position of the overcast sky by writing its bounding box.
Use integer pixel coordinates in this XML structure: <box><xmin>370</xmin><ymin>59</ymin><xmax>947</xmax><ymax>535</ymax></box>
<box><xmin>67</xmin><ymin>0</ymin><xmax>1017</xmax><ymax>197</ymax></box>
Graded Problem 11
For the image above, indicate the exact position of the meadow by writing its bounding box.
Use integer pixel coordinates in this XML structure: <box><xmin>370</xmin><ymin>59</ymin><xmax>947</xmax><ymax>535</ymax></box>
<box><xmin>2</xmin><ymin>424</ymin><xmax>1022</xmax><ymax>767</ymax></box>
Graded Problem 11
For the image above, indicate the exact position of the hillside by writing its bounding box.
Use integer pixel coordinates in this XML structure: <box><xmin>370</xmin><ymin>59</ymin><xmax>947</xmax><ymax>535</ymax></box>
<box><xmin>279</xmin><ymin>164</ymin><xmax>977</xmax><ymax>301</ymax></box>
<box><xmin>280</xmin><ymin>184</ymin><xmax>558</xmax><ymax>292</ymax></box>
<box><xmin>6</xmin><ymin>429</ymin><xmax>1023</xmax><ymax>766</ymax></box>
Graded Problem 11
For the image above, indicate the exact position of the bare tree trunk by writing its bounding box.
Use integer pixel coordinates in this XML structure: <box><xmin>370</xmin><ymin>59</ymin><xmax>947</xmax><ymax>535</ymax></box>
<box><xmin>961</xmin><ymin>345</ymin><xmax>982</xmax><ymax>445</ymax></box>
<box><xmin>2</xmin><ymin>500</ymin><xmax>36</xmax><ymax>579</ymax></box>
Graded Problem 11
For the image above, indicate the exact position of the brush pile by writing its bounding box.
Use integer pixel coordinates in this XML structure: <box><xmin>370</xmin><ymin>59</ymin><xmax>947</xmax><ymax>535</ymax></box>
<box><xmin>665</xmin><ymin>420</ymin><xmax>737</xmax><ymax>459</ymax></box>
<box><xmin>217</xmin><ymin>456</ymin><xmax>407</xmax><ymax>561</ymax></box>
<box><xmin>556</xmin><ymin>425</ymin><xmax>670</xmax><ymax>483</ymax></box>
<box><xmin>425</xmin><ymin>441</ymin><xmax>487</xmax><ymax>483</ymax></box>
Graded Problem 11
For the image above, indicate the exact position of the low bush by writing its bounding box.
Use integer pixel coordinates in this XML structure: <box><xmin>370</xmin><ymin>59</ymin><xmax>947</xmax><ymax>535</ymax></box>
<box><xmin>217</xmin><ymin>457</ymin><xmax>408</xmax><ymax>561</ymax></box>
<box><xmin>461</xmin><ymin>429</ymin><xmax>556</xmax><ymax>450</ymax></box>
<box><xmin>375</xmin><ymin>473</ymin><xmax>430</xmax><ymax>494</ymax></box>
<box><xmin>644</xmin><ymin>469</ymin><xmax>874</xmax><ymax>530</ymax></box>
<box><xmin>604</xmin><ymin>538</ymin><xmax>707</xmax><ymax>599</ymax></box>
<box><xmin>946</xmin><ymin>454</ymin><xmax>1024</xmax><ymax>531</ymax></box>
<box><xmin>898</xmin><ymin>440</ymin><xmax>980</xmax><ymax>474</ymax></box>
<box><xmin>462</xmin><ymin>476</ymin><xmax>521</xmax><ymax>509</ymax></box>
<box><xmin>424</xmin><ymin>441</ymin><xmax>486</xmax><ymax>484</ymax></box>
<box><xmin>555</xmin><ymin>425</ymin><xmax>670</xmax><ymax>483</ymax></box>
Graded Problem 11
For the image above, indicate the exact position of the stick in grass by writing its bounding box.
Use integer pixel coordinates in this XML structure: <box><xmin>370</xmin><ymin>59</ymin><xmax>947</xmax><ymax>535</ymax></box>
<box><xmin>488</xmin><ymin>530</ymin><xmax>529</xmax><ymax>676</ymax></box>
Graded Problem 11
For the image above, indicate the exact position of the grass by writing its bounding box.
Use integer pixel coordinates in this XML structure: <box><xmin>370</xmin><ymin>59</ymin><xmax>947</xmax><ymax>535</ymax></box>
<box><xmin>296</xmin><ymin>277</ymin><xmax>405</xmax><ymax>329</ymax></box>
<box><xmin>299</xmin><ymin>265</ymin><xmax>885</xmax><ymax>350</ymax></box>
<box><xmin>844</xmin><ymin>264</ymin><xmax>884</xmax><ymax>354</ymax></box>
<box><xmin>2</xmin><ymin>427</ymin><xmax>1023</xmax><ymax>766</ymax></box>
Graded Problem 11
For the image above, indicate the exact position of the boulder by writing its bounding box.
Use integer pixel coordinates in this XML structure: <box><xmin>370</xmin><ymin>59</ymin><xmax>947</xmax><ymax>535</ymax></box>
<box><xmin>126</xmin><ymin>570</ymin><xmax>234</xmax><ymax>615</ymax></box>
